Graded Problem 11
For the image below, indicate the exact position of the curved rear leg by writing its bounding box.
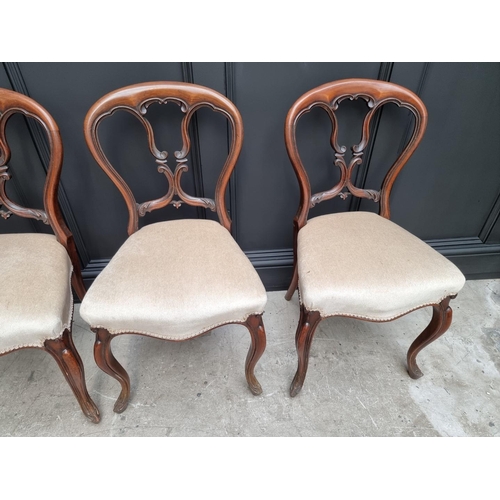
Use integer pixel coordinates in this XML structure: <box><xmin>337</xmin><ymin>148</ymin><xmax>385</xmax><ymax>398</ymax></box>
<box><xmin>407</xmin><ymin>296</ymin><xmax>454</xmax><ymax>379</ymax></box>
<box><xmin>93</xmin><ymin>328</ymin><xmax>131</xmax><ymax>413</ymax></box>
<box><xmin>243</xmin><ymin>314</ymin><xmax>267</xmax><ymax>395</ymax></box>
<box><xmin>71</xmin><ymin>271</ymin><xmax>87</xmax><ymax>302</ymax></box>
<box><xmin>285</xmin><ymin>221</ymin><xmax>299</xmax><ymax>301</ymax></box>
<box><xmin>285</xmin><ymin>263</ymin><xmax>298</xmax><ymax>301</ymax></box>
<box><xmin>290</xmin><ymin>306</ymin><xmax>322</xmax><ymax>397</ymax></box>
<box><xmin>67</xmin><ymin>235</ymin><xmax>87</xmax><ymax>301</ymax></box>
<box><xmin>44</xmin><ymin>329</ymin><xmax>100</xmax><ymax>423</ymax></box>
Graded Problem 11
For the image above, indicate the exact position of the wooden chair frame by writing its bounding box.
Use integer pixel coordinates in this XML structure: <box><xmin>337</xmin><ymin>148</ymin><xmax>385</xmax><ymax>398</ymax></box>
<box><xmin>84</xmin><ymin>82</ymin><xmax>266</xmax><ymax>413</ymax></box>
<box><xmin>0</xmin><ymin>88</ymin><xmax>99</xmax><ymax>422</ymax></box>
<box><xmin>284</xmin><ymin>78</ymin><xmax>457</xmax><ymax>397</ymax></box>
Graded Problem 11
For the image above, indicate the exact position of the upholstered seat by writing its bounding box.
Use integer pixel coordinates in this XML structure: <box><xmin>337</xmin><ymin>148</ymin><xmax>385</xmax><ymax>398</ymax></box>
<box><xmin>0</xmin><ymin>233</ymin><xmax>73</xmax><ymax>355</ymax></box>
<box><xmin>0</xmin><ymin>87</ymin><xmax>99</xmax><ymax>423</ymax></box>
<box><xmin>284</xmin><ymin>79</ymin><xmax>467</xmax><ymax>396</ymax></box>
<box><xmin>80</xmin><ymin>219</ymin><xmax>267</xmax><ymax>340</ymax></box>
<box><xmin>298</xmin><ymin>212</ymin><xmax>465</xmax><ymax>321</ymax></box>
<box><xmin>82</xmin><ymin>82</ymin><xmax>268</xmax><ymax>412</ymax></box>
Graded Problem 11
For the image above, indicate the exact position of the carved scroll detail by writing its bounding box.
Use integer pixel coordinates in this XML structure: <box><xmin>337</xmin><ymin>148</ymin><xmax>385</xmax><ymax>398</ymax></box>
<box><xmin>97</xmin><ymin>97</ymin><xmax>217</xmax><ymax>218</ymax></box>
<box><xmin>136</xmin><ymin>156</ymin><xmax>216</xmax><ymax>216</ymax></box>
<box><xmin>84</xmin><ymin>82</ymin><xmax>243</xmax><ymax>235</ymax></box>
<box><xmin>0</xmin><ymin>164</ymin><xmax>48</xmax><ymax>224</ymax></box>
<box><xmin>285</xmin><ymin>79</ymin><xmax>428</xmax><ymax>301</ymax></box>
<box><xmin>309</xmin><ymin>94</ymin><xmax>383</xmax><ymax>207</ymax></box>
<box><xmin>0</xmin><ymin>108</ymin><xmax>50</xmax><ymax>224</ymax></box>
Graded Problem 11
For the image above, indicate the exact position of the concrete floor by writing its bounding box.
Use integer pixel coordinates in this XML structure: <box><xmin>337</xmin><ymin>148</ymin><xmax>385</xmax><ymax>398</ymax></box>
<box><xmin>0</xmin><ymin>279</ymin><xmax>499</xmax><ymax>437</ymax></box>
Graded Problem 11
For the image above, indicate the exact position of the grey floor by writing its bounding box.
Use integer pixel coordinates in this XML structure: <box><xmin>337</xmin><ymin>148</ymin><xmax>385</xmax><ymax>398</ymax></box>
<box><xmin>0</xmin><ymin>279</ymin><xmax>499</xmax><ymax>437</ymax></box>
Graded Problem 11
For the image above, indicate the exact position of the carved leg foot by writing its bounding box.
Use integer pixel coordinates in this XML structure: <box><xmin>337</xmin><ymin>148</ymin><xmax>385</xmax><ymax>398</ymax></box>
<box><xmin>93</xmin><ymin>328</ymin><xmax>131</xmax><ymax>413</ymax></box>
<box><xmin>407</xmin><ymin>297</ymin><xmax>453</xmax><ymax>379</ymax></box>
<box><xmin>290</xmin><ymin>307</ymin><xmax>322</xmax><ymax>397</ymax></box>
<box><xmin>44</xmin><ymin>330</ymin><xmax>100</xmax><ymax>424</ymax></box>
<box><xmin>243</xmin><ymin>314</ymin><xmax>267</xmax><ymax>395</ymax></box>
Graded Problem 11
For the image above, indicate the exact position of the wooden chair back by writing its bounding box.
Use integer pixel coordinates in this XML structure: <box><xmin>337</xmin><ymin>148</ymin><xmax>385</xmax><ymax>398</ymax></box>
<box><xmin>285</xmin><ymin>78</ymin><xmax>428</xmax><ymax>227</ymax></box>
<box><xmin>0</xmin><ymin>87</ymin><xmax>84</xmax><ymax>298</ymax></box>
<box><xmin>84</xmin><ymin>82</ymin><xmax>244</xmax><ymax>236</ymax></box>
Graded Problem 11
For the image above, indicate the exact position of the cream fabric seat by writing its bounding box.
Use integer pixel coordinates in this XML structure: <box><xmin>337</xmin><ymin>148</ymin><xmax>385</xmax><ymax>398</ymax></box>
<box><xmin>298</xmin><ymin>211</ymin><xmax>466</xmax><ymax>320</ymax></box>
<box><xmin>80</xmin><ymin>219</ymin><xmax>267</xmax><ymax>339</ymax></box>
<box><xmin>0</xmin><ymin>233</ymin><xmax>73</xmax><ymax>354</ymax></box>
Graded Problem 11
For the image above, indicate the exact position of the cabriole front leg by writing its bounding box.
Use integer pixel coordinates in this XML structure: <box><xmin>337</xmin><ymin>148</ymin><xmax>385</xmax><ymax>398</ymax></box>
<box><xmin>93</xmin><ymin>328</ymin><xmax>131</xmax><ymax>413</ymax></box>
<box><xmin>407</xmin><ymin>296</ymin><xmax>454</xmax><ymax>379</ymax></box>
<box><xmin>243</xmin><ymin>314</ymin><xmax>267</xmax><ymax>395</ymax></box>
<box><xmin>290</xmin><ymin>306</ymin><xmax>322</xmax><ymax>397</ymax></box>
<box><xmin>44</xmin><ymin>329</ymin><xmax>100</xmax><ymax>423</ymax></box>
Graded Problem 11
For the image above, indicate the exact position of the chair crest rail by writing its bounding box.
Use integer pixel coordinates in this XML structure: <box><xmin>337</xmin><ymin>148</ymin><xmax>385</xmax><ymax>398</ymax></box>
<box><xmin>0</xmin><ymin>87</ymin><xmax>86</xmax><ymax>300</ymax></box>
<box><xmin>285</xmin><ymin>79</ymin><xmax>427</xmax><ymax>227</ymax></box>
<box><xmin>84</xmin><ymin>82</ymin><xmax>243</xmax><ymax>235</ymax></box>
<box><xmin>0</xmin><ymin>90</ymin><xmax>72</xmax><ymax>243</ymax></box>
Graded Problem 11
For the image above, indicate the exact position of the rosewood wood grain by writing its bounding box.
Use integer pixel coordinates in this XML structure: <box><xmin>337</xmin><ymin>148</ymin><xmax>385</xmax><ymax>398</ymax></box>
<box><xmin>93</xmin><ymin>328</ymin><xmax>131</xmax><ymax>413</ymax></box>
<box><xmin>290</xmin><ymin>297</ymin><xmax>456</xmax><ymax>396</ymax></box>
<box><xmin>284</xmin><ymin>79</ymin><xmax>427</xmax><ymax>300</ymax></box>
<box><xmin>84</xmin><ymin>83</ymin><xmax>266</xmax><ymax>413</ymax></box>
<box><xmin>243</xmin><ymin>314</ymin><xmax>266</xmax><ymax>395</ymax></box>
<box><xmin>284</xmin><ymin>219</ymin><xmax>300</xmax><ymax>301</ymax></box>
<box><xmin>0</xmin><ymin>328</ymin><xmax>100</xmax><ymax>423</ymax></box>
<box><xmin>283</xmin><ymin>79</ymin><xmax>455</xmax><ymax>397</ymax></box>
<box><xmin>92</xmin><ymin>315</ymin><xmax>267</xmax><ymax>412</ymax></box>
<box><xmin>0</xmin><ymin>89</ymin><xmax>95</xmax><ymax>422</ymax></box>
<box><xmin>289</xmin><ymin>306</ymin><xmax>322</xmax><ymax>397</ymax></box>
<box><xmin>44</xmin><ymin>329</ymin><xmax>100</xmax><ymax>423</ymax></box>
<box><xmin>84</xmin><ymin>82</ymin><xmax>244</xmax><ymax>235</ymax></box>
<box><xmin>0</xmin><ymin>88</ymin><xmax>86</xmax><ymax>301</ymax></box>
<box><xmin>407</xmin><ymin>296</ymin><xmax>454</xmax><ymax>379</ymax></box>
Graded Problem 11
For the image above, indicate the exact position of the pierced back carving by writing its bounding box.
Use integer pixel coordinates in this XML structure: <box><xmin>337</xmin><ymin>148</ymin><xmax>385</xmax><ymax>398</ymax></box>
<box><xmin>0</xmin><ymin>87</ymin><xmax>85</xmax><ymax>298</ymax></box>
<box><xmin>285</xmin><ymin>78</ymin><xmax>428</xmax><ymax>228</ymax></box>
<box><xmin>0</xmin><ymin>88</ymin><xmax>73</xmax><ymax>240</ymax></box>
<box><xmin>84</xmin><ymin>82</ymin><xmax>244</xmax><ymax>235</ymax></box>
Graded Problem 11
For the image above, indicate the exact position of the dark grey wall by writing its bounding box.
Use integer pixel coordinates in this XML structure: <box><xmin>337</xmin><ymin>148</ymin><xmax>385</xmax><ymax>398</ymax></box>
<box><xmin>1</xmin><ymin>62</ymin><xmax>499</xmax><ymax>293</ymax></box>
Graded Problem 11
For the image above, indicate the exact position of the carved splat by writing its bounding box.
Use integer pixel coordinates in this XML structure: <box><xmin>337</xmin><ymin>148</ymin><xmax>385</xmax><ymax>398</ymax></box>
<box><xmin>84</xmin><ymin>83</ymin><xmax>243</xmax><ymax>235</ymax></box>
<box><xmin>0</xmin><ymin>112</ymin><xmax>49</xmax><ymax>224</ymax></box>
<box><xmin>121</xmin><ymin>96</ymin><xmax>217</xmax><ymax>217</ymax></box>
<box><xmin>285</xmin><ymin>80</ymin><xmax>427</xmax><ymax>229</ymax></box>
<box><xmin>285</xmin><ymin>79</ymin><xmax>428</xmax><ymax>301</ymax></box>
<box><xmin>305</xmin><ymin>96</ymin><xmax>379</xmax><ymax>207</ymax></box>
<box><xmin>0</xmin><ymin>89</ymin><xmax>94</xmax><ymax>423</ymax></box>
<box><xmin>0</xmin><ymin>88</ymin><xmax>86</xmax><ymax>301</ymax></box>
<box><xmin>293</xmin><ymin>91</ymin><xmax>425</xmax><ymax>210</ymax></box>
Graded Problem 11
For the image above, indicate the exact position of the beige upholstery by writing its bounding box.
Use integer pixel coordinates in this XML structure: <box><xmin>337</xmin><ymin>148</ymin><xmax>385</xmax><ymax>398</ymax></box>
<box><xmin>0</xmin><ymin>233</ymin><xmax>73</xmax><ymax>355</ymax></box>
<box><xmin>80</xmin><ymin>219</ymin><xmax>267</xmax><ymax>339</ymax></box>
<box><xmin>298</xmin><ymin>212</ymin><xmax>465</xmax><ymax>320</ymax></box>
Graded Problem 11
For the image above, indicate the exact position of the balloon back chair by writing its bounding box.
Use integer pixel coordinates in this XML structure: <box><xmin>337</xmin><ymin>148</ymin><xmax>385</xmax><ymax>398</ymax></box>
<box><xmin>284</xmin><ymin>79</ymin><xmax>466</xmax><ymax>397</ymax></box>
<box><xmin>81</xmin><ymin>82</ymin><xmax>267</xmax><ymax>414</ymax></box>
<box><xmin>0</xmin><ymin>88</ymin><xmax>99</xmax><ymax>423</ymax></box>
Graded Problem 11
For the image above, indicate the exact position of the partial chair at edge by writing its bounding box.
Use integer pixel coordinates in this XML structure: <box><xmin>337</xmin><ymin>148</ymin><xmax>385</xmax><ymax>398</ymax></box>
<box><xmin>80</xmin><ymin>82</ymin><xmax>267</xmax><ymax>413</ymax></box>
<box><xmin>284</xmin><ymin>79</ymin><xmax>465</xmax><ymax>397</ymax></box>
<box><xmin>0</xmin><ymin>88</ymin><xmax>99</xmax><ymax>423</ymax></box>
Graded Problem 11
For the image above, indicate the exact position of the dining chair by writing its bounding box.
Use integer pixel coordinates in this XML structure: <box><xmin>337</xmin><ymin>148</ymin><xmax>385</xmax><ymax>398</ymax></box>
<box><xmin>81</xmin><ymin>82</ymin><xmax>267</xmax><ymax>414</ymax></box>
<box><xmin>0</xmin><ymin>88</ymin><xmax>100</xmax><ymax>423</ymax></box>
<box><xmin>284</xmin><ymin>78</ymin><xmax>466</xmax><ymax>397</ymax></box>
